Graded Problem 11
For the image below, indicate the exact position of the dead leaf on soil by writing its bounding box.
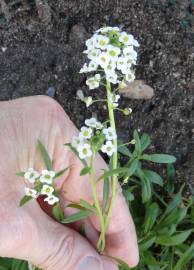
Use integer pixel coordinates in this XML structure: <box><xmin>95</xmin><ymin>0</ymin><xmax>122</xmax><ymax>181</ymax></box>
<box><xmin>119</xmin><ymin>80</ymin><xmax>154</xmax><ymax>100</ymax></box>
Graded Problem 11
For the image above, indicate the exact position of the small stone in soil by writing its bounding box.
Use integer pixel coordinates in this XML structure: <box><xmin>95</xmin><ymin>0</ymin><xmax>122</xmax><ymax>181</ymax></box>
<box><xmin>47</xmin><ymin>87</ymin><xmax>56</xmax><ymax>98</ymax></box>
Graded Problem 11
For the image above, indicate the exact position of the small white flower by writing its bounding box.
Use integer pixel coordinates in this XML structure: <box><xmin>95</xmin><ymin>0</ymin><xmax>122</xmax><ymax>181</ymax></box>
<box><xmin>103</xmin><ymin>127</ymin><xmax>117</xmax><ymax>140</ymax></box>
<box><xmin>86</xmin><ymin>36</ymin><xmax>97</xmax><ymax>50</ymax></box>
<box><xmin>86</xmin><ymin>74</ymin><xmax>101</xmax><ymax>90</ymax></box>
<box><xmin>80</xmin><ymin>63</ymin><xmax>89</xmax><ymax>73</ymax></box>
<box><xmin>44</xmin><ymin>195</ymin><xmax>59</xmax><ymax>205</ymax></box>
<box><xmin>108</xmin><ymin>93</ymin><xmax>120</xmax><ymax>104</ymax></box>
<box><xmin>106</xmin><ymin>72</ymin><xmax>118</xmax><ymax>84</ymax></box>
<box><xmin>101</xmin><ymin>141</ymin><xmax>116</xmax><ymax>156</ymax></box>
<box><xmin>107</xmin><ymin>45</ymin><xmax>121</xmax><ymax>60</ymax></box>
<box><xmin>96</xmin><ymin>26</ymin><xmax>120</xmax><ymax>34</ymax></box>
<box><xmin>88</xmin><ymin>61</ymin><xmax>98</xmax><ymax>72</ymax></box>
<box><xmin>77</xmin><ymin>143</ymin><xmax>92</xmax><ymax>159</ymax></box>
<box><xmin>84</xmin><ymin>96</ymin><xmax>93</xmax><ymax>107</ymax></box>
<box><xmin>96</xmin><ymin>35</ymin><xmax>109</xmax><ymax>50</ymax></box>
<box><xmin>24</xmin><ymin>168</ymin><xmax>40</xmax><ymax>183</ymax></box>
<box><xmin>25</xmin><ymin>187</ymin><xmax>38</xmax><ymax>198</ymax></box>
<box><xmin>72</xmin><ymin>135</ymin><xmax>84</xmax><ymax>148</ymax></box>
<box><xmin>104</xmin><ymin>61</ymin><xmax>116</xmax><ymax>76</ymax></box>
<box><xmin>119</xmin><ymin>32</ymin><xmax>133</xmax><ymax>45</ymax></box>
<box><xmin>97</xmin><ymin>52</ymin><xmax>111</xmax><ymax>68</ymax></box>
<box><xmin>79</xmin><ymin>126</ymin><xmax>93</xmax><ymax>139</ymax></box>
<box><xmin>41</xmin><ymin>185</ymin><xmax>54</xmax><ymax>196</ymax></box>
<box><xmin>123</xmin><ymin>47</ymin><xmax>137</xmax><ymax>61</ymax></box>
<box><xmin>125</xmin><ymin>70</ymin><xmax>135</xmax><ymax>83</ymax></box>
<box><xmin>119</xmin><ymin>80</ymin><xmax>127</xmax><ymax>89</ymax></box>
<box><xmin>87</xmin><ymin>49</ymin><xmax>101</xmax><ymax>60</ymax></box>
<box><xmin>117</xmin><ymin>57</ymin><xmax>129</xmax><ymax>73</ymax></box>
<box><xmin>85</xmin><ymin>117</ymin><xmax>103</xmax><ymax>129</ymax></box>
<box><xmin>40</xmin><ymin>170</ymin><xmax>55</xmax><ymax>184</ymax></box>
<box><xmin>76</xmin><ymin>89</ymin><xmax>84</xmax><ymax>100</ymax></box>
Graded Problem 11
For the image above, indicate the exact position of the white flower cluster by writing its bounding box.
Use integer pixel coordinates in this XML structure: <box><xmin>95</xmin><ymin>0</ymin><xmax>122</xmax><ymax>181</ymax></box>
<box><xmin>80</xmin><ymin>26</ymin><xmax>139</xmax><ymax>90</ymax></box>
<box><xmin>24</xmin><ymin>168</ymin><xmax>59</xmax><ymax>205</ymax></box>
<box><xmin>71</xmin><ymin>117</ymin><xmax>116</xmax><ymax>158</ymax></box>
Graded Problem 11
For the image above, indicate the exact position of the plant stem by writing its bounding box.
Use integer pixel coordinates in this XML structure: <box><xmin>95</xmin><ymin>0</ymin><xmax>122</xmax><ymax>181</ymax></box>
<box><xmin>98</xmin><ymin>80</ymin><xmax>118</xmax><ymax>245</ymax></box>
<box><xmin>90</xmin><ymin>154</ymin><xmax>106</xmax><ymax>252</ymax></box>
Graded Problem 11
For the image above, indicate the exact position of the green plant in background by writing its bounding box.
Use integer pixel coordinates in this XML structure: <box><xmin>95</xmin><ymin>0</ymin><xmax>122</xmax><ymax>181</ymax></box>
<box><xmin>0</xmin><ymin>26</ymin><xmax>193</xmax><ymax>270</ymax></box>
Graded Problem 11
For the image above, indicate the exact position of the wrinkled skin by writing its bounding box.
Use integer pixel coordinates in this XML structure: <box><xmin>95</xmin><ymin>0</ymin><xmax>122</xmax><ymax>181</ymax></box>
<box><xmin>0</xmin><ymin>96</ymin><xmax>139</xmax><ymax>270</ymax></box>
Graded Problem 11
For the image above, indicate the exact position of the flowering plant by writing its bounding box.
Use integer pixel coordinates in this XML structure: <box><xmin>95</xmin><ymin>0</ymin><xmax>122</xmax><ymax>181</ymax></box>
<box><xmin>17</xmin><ymin>26</ymin><xmax>177</xmax><ymax>269</ymax></box>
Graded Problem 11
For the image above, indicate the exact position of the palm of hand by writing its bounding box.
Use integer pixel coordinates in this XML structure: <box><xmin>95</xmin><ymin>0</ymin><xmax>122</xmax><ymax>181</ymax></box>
<box><xmin>0</xmin><ymin>96</ymin><xmax>138</xmax><ymax>269</ymax></box>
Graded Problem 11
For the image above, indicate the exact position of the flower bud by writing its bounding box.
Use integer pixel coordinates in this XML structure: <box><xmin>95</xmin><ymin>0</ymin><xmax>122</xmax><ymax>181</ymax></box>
<box><xmin>123</xmin><ymin>107</ymin><xmax>132</xmax><ymax>116</ymax></box>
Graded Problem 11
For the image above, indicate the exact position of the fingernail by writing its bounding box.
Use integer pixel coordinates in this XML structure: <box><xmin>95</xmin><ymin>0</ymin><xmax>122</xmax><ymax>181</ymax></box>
<box><xmin>76</xmin><ymin>256</ymin><xmax>103</xmax><ymax>270</ymax></box>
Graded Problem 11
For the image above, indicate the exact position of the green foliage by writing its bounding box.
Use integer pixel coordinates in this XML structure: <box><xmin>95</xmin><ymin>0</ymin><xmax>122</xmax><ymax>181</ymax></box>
<box><xmin>37</xmin><ymin>140</ymin><xmax>52</xmax><ymax>170</ymax></box>
<box><xmin>119</xmin><ymin>132</ymin><xmax>193</xmax><ymax>270</ymax></box>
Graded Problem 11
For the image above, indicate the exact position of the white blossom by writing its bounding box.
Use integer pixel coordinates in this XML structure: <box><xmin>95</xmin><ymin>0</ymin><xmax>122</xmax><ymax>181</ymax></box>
<box><xmin>79</xmin><ymin>126</ymin><xmax>93</xmax><ymax>140</ymax></box>
<box><xmin>76</xmin><ymin>89</ymin><xmax>84</xmax><ymax>100</ymax></box>
<box><xmin>77</xmin><ymin>143</ymin><xmax>92</xmax><ymax>159</ymax></box>
<box><xmin>101</xmin><ymin>141</ymin><xmax>116</xmax><ymax>156</ymax></box>
<box><xmin>107</xmin><ymin>45</ymin><xmax>121</xmax><ymax>60</ymax></box>
<box><xmin>80</xmin><ymin>63</ymin><xmax>89</xmax><ymax>73</ymax></box>
<box><xmin>25</xmin><ymin>187</ymin><xmax>38</xmax><ymax>198</ymax></box>
<box><xmin>125</xmin><ymin>70</ymin><xmax>135</xmax><ymax>83</ymax></box>
<box><xmin>40</xmin><ymin>170</ymin><xmax>55</xmax><ymax>184</ymax></box>
<box><xmin>84</xmin><ymin>96</ymin><xmax>93</xmax><ymax>107</ymax></box>
<box><xmin>117</xmin><ymin>57</ymin><xmax>129</xmax><ymax>73</ymax></box>
<box><xmin>44</xmin><ymin>195</ymin><xmax>59</xmax><ymax>205</ymax></box>
<box><xmin>85</xmin><ymin>117</ymin><xmax>103</xmax><ymax>129</ymax></box>
<box><xmin>106</xmin><ymin>72</ymin><xmax>118</xmax><ymax>84</ymax></box>
<box><xmin>72</xmin><ymin>135</ymin><xmax>84</xmax><ymax>148</ymax></box>
<box><xmin>87</xmin><ymin>49</ymin><xmax>101</xmax><ymax>60</ymax></box>
<box><xmin>96</xmin><ymin>35</ymin><xmax>109</xmax><ymax>50</ymax></box>
<box><xmin>41</xmin><ymin>185</ymin><xmax>54</xmax><ymax>196</ymax></box>
<box><xmin>88</xmin><ymin>61</ymin><xmax>98</xmax><ymax>72</ymax></box>
<box><xmin>97</xmin><ymin>52</ymin><xmax>111</xmax><ymax>68</ymax></box>
<box><xmin>86</xmin><ymin>74</ymin><xmax>101</xmax><ymax>90</ymax></box>
<box><xmin>104</xmin><ymin>61</ymin><xmax>116</xmax><ymax>76</ymax></box>
<box><xmin>24</xmin><ymin>168</ymin><xmax>40</xmax><ymax>183</ymax></box>
<box><xmin>103</xmin><ymin>127</ymin><xmax>117</xmax><ymax>140</ymax></box>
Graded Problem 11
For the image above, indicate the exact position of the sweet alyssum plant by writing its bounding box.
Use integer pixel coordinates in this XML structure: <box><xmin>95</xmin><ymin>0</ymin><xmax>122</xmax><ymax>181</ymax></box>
<box><xmin>15</xmin><ymin>26</ymin><xmax>188</xmax><ymax>270</ymax></box>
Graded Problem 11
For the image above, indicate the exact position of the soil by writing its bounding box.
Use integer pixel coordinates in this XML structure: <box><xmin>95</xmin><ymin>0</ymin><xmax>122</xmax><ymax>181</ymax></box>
<box><xmin>0</xmin><ymin>0</ymin><xmax>194</xmax><ymax>189</ymax></box>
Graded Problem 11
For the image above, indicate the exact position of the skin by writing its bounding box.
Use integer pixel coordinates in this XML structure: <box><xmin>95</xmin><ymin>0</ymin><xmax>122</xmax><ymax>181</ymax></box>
<box><xmin>0</xmin><ymin>96</ymin><xmax>139</xmax><ymax>270</ymax></box>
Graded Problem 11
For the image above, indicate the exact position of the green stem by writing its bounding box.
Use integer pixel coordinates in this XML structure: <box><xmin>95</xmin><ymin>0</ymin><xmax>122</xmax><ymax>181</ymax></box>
<box><xmin>98</xmin><ymin>80</ymin><xmax>118</xmax><ymax>244</ymax></box>
<box><xmin>90</xmin><ymin>154</ymin><xmax>106</xmax><ymax>252</ymax></box>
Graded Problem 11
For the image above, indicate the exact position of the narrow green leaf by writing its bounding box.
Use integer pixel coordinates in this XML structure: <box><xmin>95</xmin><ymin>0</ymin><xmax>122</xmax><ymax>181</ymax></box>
<box><xmin>54</xmin><ymin>166</ymin><xmax>70</xmax><ymax>179</ymax></box>
<box><xmin>80</xmin><ymin>167</ymin><xmax>91</xmax><ymax>176</ymax></box>
<box><xmin>16</xmin><ymin>172</ymin><xmax>25</xmax><ymax>177</ymax></box>
<box><xmin>65</xmin><ymin>143</ymin><xmax>88</xmax><ymax>167</ymax></box>
<box><xmin>61</xmin><ymin>210</ymin><xmax>92</xmax><ymax>224</ymax></box>
<box><xmin>122</xmin><ymin>189</ymin><xmax>135</xmax><ymax>202</ymax></box>
<box><xmin>0</xmin><ymin>266</ymin><xmax>7</xmax><ymax>270</ymax></box>
<box><xmin>19</xmin><ymin>196</ymin><xmax>33</xmax><ymax>207</ymax></box>
<box><xmin>143</xmin><ymin>250</ymin><xmax>160</xmax><ymax>266</ymax></box>
<box><xmin>52</xmin><ymin>203</ymin><xmax>64</xmax><ymax>221</ymax></box>
<box><xmin>163</xmin><ymin>185</ymin><xmax>184</xmax><ymax>217</ymax></box>
<box><xmin>144</xmin><ymin>202</ymin><xmax>160</xmax><ymax>233</ymax></box>
<box><xmin>118</xmin><ymin>144</ymin><xmax>132</xmax><ymax>157</ymax></box>
<box><xmin>102</xmin><ymin>178</ymin><xmax>110</xmax><ymax>214</ymax></box>
<box><xmin>173</xmin><ymin>242</ymin><xmax>194</xmax><ymax>270</ymax></box>
<box><xmin>127</xmin><ymin>159</ymin><xmax>139</xmax><ymax>177</ymax></box>
<box><xmin>140</xmin><ymin>133</ymin><xmax>151</xmax><ymax>151</ymax></box>
<box><xmin>140</xmin><ymin>234</ymin><xmax>156</xmax><ymax>251</ymax></box>
<box><xmin>157</xmin><ymin>207</ymin><xmax>188</xmax><ymax>229</ymax></box>
<box><xmin>37</xmin><ymin>140</ymin><xmax>52</xmax><ymax>170</ymax></box>
<box><xmin>156</xmin><ymin>230</ymin><xmax>192</xmax><ymax>246</ymax></box>
<box><xmin>97</xmin><ymin>167</ymin><xmax>128</xmax><ymax>181</ymax></box>
<box><xmin>137</xmin><ymin>169</ymin><xmax>152</xmax><ymax>203</ymax></box>
<box><xmin>141</xmin><ymin>154</ymin><xmax>176</xmax><ymax>163</ymax></box>
<box><xmin>133</xmin><ymin>130</ymin><xmax>141</xmax><ymax>154</ymax></box>
<box><xmin>143</xmin><ymin>169</ymin><xmax>163</xmax><ymax>187</ymax></box>
<box><xmin>79</xmin><ymin>199</ymin><xmax>96</xmax><ymax>212</ymax></box>
<box><xmin>11</xmin><ymin>259</ymin><xmax>28</xmax><ymax>270</ymax></box>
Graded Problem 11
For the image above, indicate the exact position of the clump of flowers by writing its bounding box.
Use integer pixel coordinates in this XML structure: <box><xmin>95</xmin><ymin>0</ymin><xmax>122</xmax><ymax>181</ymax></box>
<box><xmin>21</xmin><ymin>167</ymin><xmax>59</xmax><ymax>205</ymax></box>
<box><xmin>80</xmin><ymin>26</ymin><xmax>139</xmax><ymax>90</ymax></box>
<box><xmin>18</xmin><ymin>26</ymin><xmax>140</xmax><ymax>268</ymax></box>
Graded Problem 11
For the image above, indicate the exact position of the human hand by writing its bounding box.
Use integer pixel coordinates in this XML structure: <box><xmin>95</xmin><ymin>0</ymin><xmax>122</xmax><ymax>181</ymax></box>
<box><xmin>0</xmin><ymin>96</ymin><xmax>139</xmax><ymax>270</ymax></box>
